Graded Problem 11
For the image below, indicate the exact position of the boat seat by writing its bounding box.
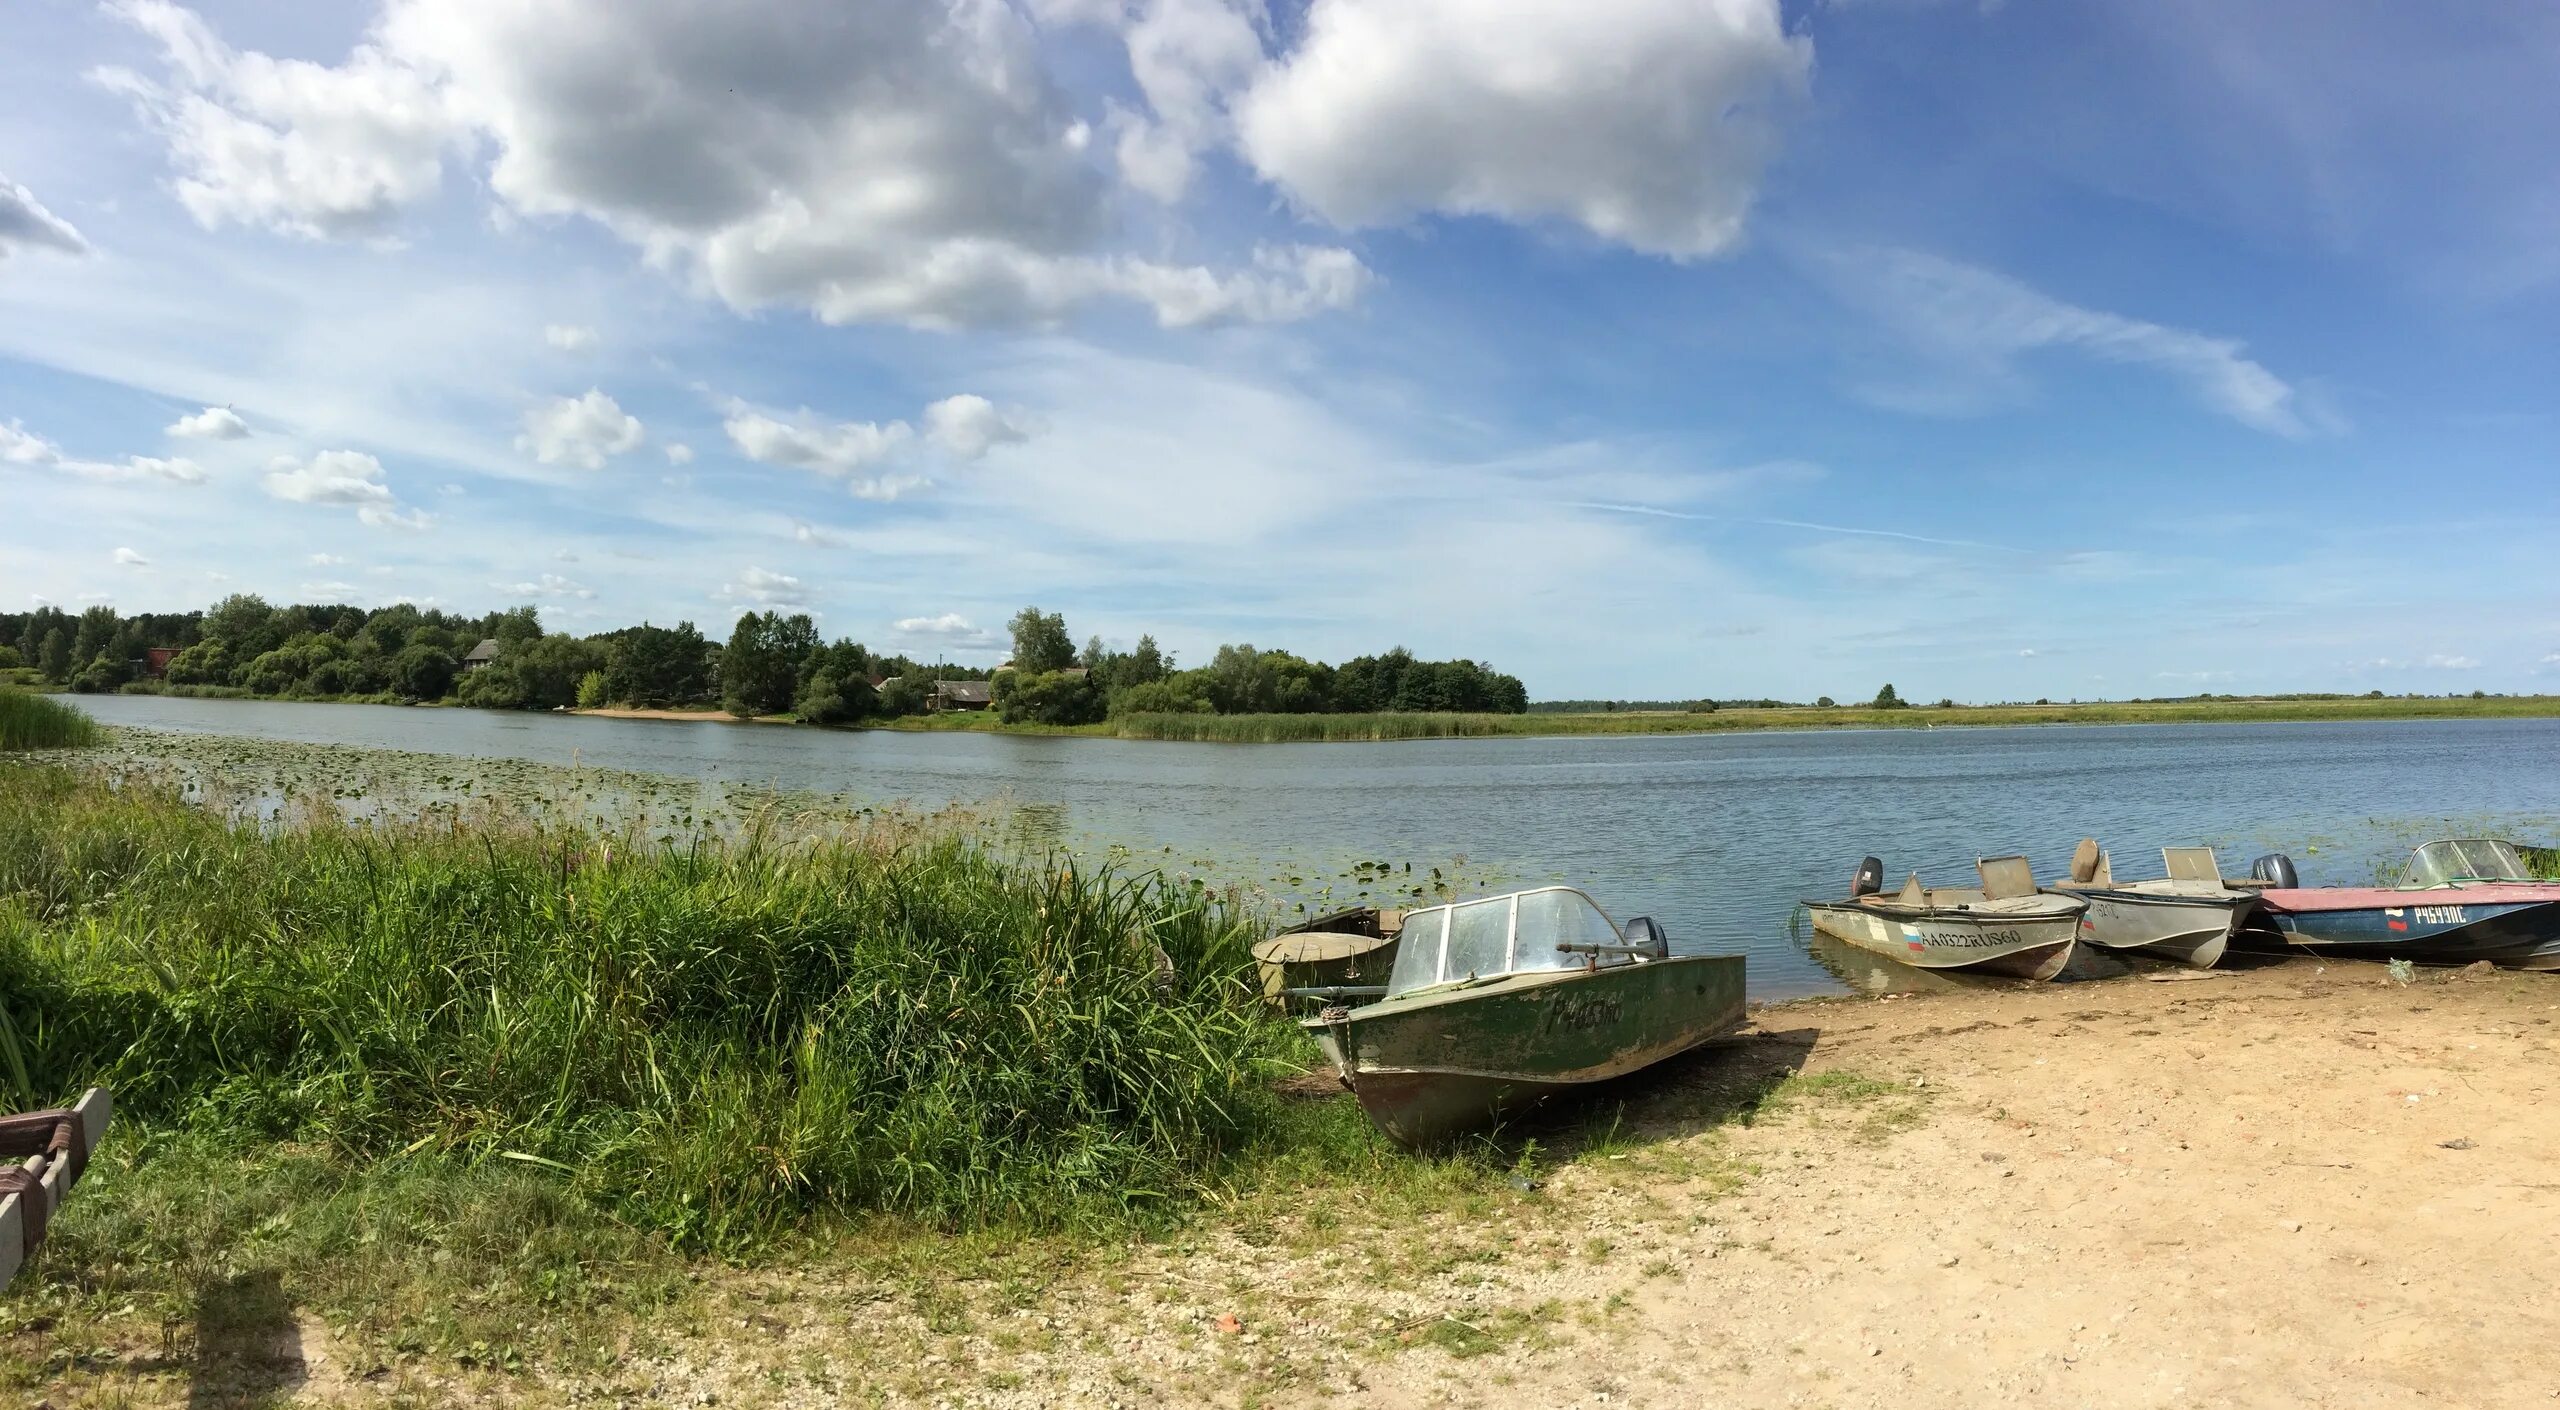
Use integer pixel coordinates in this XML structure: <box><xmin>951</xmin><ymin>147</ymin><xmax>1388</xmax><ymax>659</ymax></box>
<box><xmin>1978</xmin><ymin>855</ymin><xmax>2038</xmax><ymax>901</ymax></box>
<box><xmin>2067</xmin><ymin>838</ymin><xmax>2102</xmax><ymax>884</ymax></box>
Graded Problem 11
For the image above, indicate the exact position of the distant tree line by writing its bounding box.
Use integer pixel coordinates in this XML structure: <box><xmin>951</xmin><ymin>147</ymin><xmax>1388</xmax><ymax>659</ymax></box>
<box><xmin>0</xmin><ymin>597</ymin><xmax>984</xmax><ymax>720</ymax></box>
<box><xmin>984</xmin><ymin>606</ymin><xmax>1527</xmax><ymax>726</ymax></box>
<box><xmin>0</xmin><ymin>597</ymin><xmax>1528</xmax><ymax>727</ymax></box>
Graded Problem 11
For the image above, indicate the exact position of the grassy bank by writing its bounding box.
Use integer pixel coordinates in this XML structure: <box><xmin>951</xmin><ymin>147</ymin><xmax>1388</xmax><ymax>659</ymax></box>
<box><xmin>0</xmin><ymin>765</ymin><xmax>1297</xmax><ymax>1250</ymax></box>
<box><xmin>0</xmin><ymin>689</ymin><xmax>100</xmax><ymax>749</ymax></box>
<box><xmin>1101</xmin><ymin>693</ymin><xmax>2560</xmax><ymax>742</ymax></box>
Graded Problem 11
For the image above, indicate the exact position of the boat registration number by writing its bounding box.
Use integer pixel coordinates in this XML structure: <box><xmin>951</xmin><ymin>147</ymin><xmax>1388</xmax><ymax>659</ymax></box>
<box><xmin>1902</xmin><ymin>925</ymin><xmax>2025</xmax><ymax>950</ymax></box>
<box><xmin>1548</xmin><ymin>994</ymin><xmax>1623</xmax><ymax>1032</ymax></box>
<box><xmin>2411</xmin><ymin>905</ymin><xmax>2467</xmax><ymax>925</ymax></box>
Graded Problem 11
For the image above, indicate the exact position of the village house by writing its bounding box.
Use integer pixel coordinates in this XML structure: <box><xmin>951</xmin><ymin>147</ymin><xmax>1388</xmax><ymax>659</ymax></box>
<box><xmin>461</xmin><ymin>638</ymin><xmax>502</xmax><ymax>672</ymax></box>
<box><xmin>929</xmin><ymin>679</ymin><xmax>993</xmax><ymax>712</ymax></box>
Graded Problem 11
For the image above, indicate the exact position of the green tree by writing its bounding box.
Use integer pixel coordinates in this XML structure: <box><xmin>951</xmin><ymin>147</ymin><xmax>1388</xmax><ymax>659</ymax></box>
<box><xmin>576</xmin><ymin>670</ymin><xmax>609</xmax><ymax>709</ymax></box>
<box><xmin>995</xmin><ymin>669</ymin><xmax>1105</xmax><ymax>725</ymax></box>
<box><xmin>795</xmin><ymin>669</ymin><xmax>876</xmax><ymax>726</ymax></box>
<box><xmin>1110</xmin><ymin>674</ymin><xmax>1212</xmax><ymax>716</ymax></box>
<box><xmin>721</xmin><ymin>612</ymin><xmax>816</xmax><ymax>717</ymax></box>
<box><xmin>489</xmin><ymin>605</ymin><xmax>544</xmax><ymax>647</ymax></box>
<box><xmin>38</xmin><ymin>629</ymin><xmax>71</xmax><ymax>682</ymax></box>
<box><xmin>601</xmin><ymin>621</ymin><xmax>714</xmax><ymax>708</ymax></box>
<box><xmin>1872</xmin><ymin>684</ymin><xmax>1907</xmax><ymax>710</ymax></box>
<box><xmin>389</xmin><ymin>644</ymin><xmax>457</xmax><ymax>701</ymax></box>
<box><xmin>1007</xmin><ymin>607</ymin><xmax>1076</xmax><ymax>674</ymax></box>
<box><xmin>1815</xmin><ymin>695</ymin><xmax>1836</xmax><ymax>708</ymax></box>
<box><xmin>0</xmin><ymin>645</ymin><xmax>20</xmax><ymax>670</ymax></box>
<box><xmin>876</xmin><ymin>674</ymin><xmax>930</xmax><ymax>717</ymax></box>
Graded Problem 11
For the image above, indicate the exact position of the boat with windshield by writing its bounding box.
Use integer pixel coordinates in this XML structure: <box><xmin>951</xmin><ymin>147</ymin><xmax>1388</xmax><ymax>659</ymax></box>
<box><xmin>2237</xmin><ymin>838</ymin><xmax>2560</xmax><ymax>969</ymax></box>
<box><xmin>2046</xmin><ymin>839</ymin><xmax>2260</xmax><ymax>968</ymax></box>
<box><xmin>1304</xmin><ymin>885</ymin><xmax>1745</xmax><ymax>1146</ymax></box>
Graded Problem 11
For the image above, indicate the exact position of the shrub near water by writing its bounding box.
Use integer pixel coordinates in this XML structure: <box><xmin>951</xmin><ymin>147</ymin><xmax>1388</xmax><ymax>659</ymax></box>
<box><xmin>0</xmin><ymin>688</ymin><xmax>100</xmax><ymax>749</ymax></box>
<box><xmin>0</xmin><ymin>768</ymin><xmax>1279</xmax><ymax>1249</ymax></box>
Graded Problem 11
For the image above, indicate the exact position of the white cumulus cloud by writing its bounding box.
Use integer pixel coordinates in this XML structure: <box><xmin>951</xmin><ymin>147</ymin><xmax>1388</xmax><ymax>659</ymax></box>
<box><xmin>923</xmin><ymin>394</ymin><xmax>1034</xmax><ymax>459</ymax></box>
<box><xmin>0</xmin><ymin>175</ymin><xmax>90</xmax><ymax>257</ymax></box>
<box><xmin>101</xmin><ymin>0</ymin><xmax>1368</xmax><ymax>330</ymax></box>
<box><xmin>265</xmin><ymin>448</ymin><xmax>395</xmax><ymax>505</ymax></box>
<box><xmin>518</xmin><ymin>389</ymin><xmax>644</xmax><ymax>469</ymax></box>
<box><xmin>664</xmin><ymin>442</ymin><xmax>695</xmax><ymax>465</ymax></box>
<box><xmin>893</xmin><ymin>611</ymin><xmax>1000</xmax><ymax>650</ymax></box>
<box><xmin>167</xmin><ymin>405</ymin><xmax>250</xmax><ymax>438</ymax></box>
<box><xmin>716</xmin><ymin>566</ymin><xmax>809</xmax><ymax>607</ymax></box>
<box><xmin>97</xmin><ymin>0</ymin><xmax>457</xmax><ymax>239</ymax></box>
<box><xmin>496</xmin><ymin>572</ymin><xmax>595</xmax><ymax>599</ymax></box>
<box><xmin>544</xmin><ymin>323</ymin><xmax>597</xmax><ymax>352</ymax></box>
<box><xmin>1233</xmin><ymin>0</ymin><xmax>1809</xmax><ymax>258</ymax></box>
<box><xmin>726</xmin><ymin>408</ymin><xmax>910</xmax><ymax>474</ymax></box>
<box><xmin>113</xmin><ymin>546</ymin><xmax>151</xmax><ymax>566</ymax></box>
<box><xmin>2</xmin><ymin>419</ymin><xmax>205</xmax><ymax>483</ymax></box>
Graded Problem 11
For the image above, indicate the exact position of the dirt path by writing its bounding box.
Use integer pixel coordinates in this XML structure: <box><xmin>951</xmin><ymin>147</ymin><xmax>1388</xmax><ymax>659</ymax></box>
<box><xmin>29</xmin><ymin>959</ymin><xmax>2560</xmax><ymax>1407</ymax></box>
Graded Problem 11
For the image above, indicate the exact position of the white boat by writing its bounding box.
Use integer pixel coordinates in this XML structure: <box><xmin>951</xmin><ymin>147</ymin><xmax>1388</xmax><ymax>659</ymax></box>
<box><xmin>1803</xmin><ymin>855</ymin><xmax>2085</xmax><ymax>981</ymax></box>
<box><xmin>2047</xmin><ymin>839</ymin><xmax>2260</xmax><ymax>968</ymax></box>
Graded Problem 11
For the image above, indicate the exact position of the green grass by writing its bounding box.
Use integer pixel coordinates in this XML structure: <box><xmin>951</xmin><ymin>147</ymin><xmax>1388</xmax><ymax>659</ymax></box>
<box><xmin>0</xmin><ymin>689</ymin><xmax>101</xmax><ymax>749</ymax></box>
<box><xmin>0</xmin><ymin>764</ymin><xmax>1294</xmax><ymax>1250</ymax></box>
<box><xmin>934</xmin><ymin>694</ymin><xmax>2560</xmax><ymax>743</ymax></box>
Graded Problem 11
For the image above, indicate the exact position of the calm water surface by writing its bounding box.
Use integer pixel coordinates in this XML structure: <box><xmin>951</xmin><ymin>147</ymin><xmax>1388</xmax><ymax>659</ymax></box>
<box><xmin>68</xmin><ymin>695</ymin><xmax>2560</xmax><ymax>999</ymax></box>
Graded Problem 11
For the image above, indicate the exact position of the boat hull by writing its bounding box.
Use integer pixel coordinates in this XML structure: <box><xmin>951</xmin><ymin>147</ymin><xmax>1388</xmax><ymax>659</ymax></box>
<box><xmin>2067</xmin><ymin>890</ymin><xmax>2254</xmax><ymax>968</ymax></box>
<box><xmin>1306</xmin><ymin>955</ymin><xmax>1745</xmax><ymax>1146</ymax></box>
<box><xmin>1803</xmin><ymin>903</ymin><xmax>2079</xmax><ymax>981</ymax></box>
<box><xmin>2238</xmin><ymin>890</ymin><xmax>2560</xmax><ymax>969</ymax></box>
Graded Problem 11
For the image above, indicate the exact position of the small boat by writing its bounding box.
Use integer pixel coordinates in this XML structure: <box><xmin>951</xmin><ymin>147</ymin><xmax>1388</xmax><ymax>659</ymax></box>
<box><xmin>1252</xmin><ymin>906</ymin><xmax>1405</xmax><ymax>1010</ymax></box>
<box><xmin>2047</xmin><ymin>839</ymin><xmax>2260</xmax><ymax>968</ymax></box>
<box><xmin>1305</xmin><ymin>885</ymin><xmax>1744</xmax><ymax>1146</ymax></box>
<box><xmin>2235</xmin><ymin>838</ymin><xmax>2560</xmax><ymax>970</ymax></box>
<box><xmin>1804</xmin><ymin>855</ymin><xmax>2085</xmax><ymax>981</ymax></box>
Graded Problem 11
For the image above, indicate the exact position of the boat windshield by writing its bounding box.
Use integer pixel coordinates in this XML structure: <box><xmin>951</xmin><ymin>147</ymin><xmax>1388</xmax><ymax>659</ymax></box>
<box><xmin>2409</xmin><ymin>838</ymin><xmax>2535</xmax><ymax>886</ymax></box>
<box><xmin>1383</xmin><ymin>887</ymin><xmax>1628</xmax><ymax>997</ymax></box>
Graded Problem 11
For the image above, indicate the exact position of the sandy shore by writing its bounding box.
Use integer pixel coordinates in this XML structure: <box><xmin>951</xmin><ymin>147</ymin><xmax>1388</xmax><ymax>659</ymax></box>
<box><xmin>45</xmin><ymin>957</ymin><xmax>2560</xmax><ymax>1407</ymax></box>
<box><xmin>652</xmin><ymin>958</ymin><xmax>2560</xmax><ymax>1408</ymax></box>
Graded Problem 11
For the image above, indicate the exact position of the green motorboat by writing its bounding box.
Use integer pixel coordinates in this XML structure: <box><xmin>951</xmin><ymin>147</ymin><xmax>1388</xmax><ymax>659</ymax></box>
<box><xmin>1305</xmin><ymin>885</ymin><xmax>1746</xmax><ymax>1146</ymax></box>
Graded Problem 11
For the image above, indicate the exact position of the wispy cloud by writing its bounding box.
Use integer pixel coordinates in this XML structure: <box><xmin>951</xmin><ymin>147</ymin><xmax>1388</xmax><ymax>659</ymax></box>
<box><xmin>1815</xmin><ymin>247</ymin><xmax>2324</xmax><ymax>437</ymax></box>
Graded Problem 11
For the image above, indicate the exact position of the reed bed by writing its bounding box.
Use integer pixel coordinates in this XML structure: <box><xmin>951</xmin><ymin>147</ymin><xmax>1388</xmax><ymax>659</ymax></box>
<box><xmin>0</xmin><ymin>688</ymin><xmax>101</xmax><ymax>749</ymax></box>
<box><xmin>0</xmin><ymin>765</ymin><xmax>1288</xmax><ymax>1249</ymax></box>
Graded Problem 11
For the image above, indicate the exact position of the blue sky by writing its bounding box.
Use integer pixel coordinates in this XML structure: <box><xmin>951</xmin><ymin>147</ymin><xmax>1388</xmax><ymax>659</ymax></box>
<box><xmin>3</xmin><ymin>0</ymin><xmax>2555</xmax><ymax>700</ymax></box>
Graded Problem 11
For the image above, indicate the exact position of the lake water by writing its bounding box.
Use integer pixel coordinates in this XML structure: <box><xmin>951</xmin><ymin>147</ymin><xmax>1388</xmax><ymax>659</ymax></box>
<box><xmin>64</xmin><ymin>694</ymin><xmax>2560</xmax><ymax>999</ymax></box>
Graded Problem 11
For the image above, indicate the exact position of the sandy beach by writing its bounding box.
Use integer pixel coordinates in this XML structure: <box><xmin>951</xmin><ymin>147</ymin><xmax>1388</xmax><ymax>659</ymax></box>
<box><xmin>61</xmin><ymin>954</ymin><xmax>2553</xmax><ymax>1409</ymax></box>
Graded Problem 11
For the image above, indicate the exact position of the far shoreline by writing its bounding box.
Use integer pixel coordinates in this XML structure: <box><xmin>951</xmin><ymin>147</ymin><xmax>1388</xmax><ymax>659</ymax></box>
<box><xmin>58</xmin><ymin>686</ymin><xmax>2560</xmax><ymax>745</ymax></box>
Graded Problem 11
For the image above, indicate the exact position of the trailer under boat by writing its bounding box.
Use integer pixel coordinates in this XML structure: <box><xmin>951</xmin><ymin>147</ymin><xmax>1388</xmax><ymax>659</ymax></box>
<box><xmin>1306</xmin><ymin>886</ymin><xmax>1745</xmax><ymax>1146</ymax></box>
<box><xmin>2235</xmin><ymin>839</ymin><xmax>2560</xmax><ymax>970</ymax></box>
<box><xmin>1</xmin><ymin>1087</ymin><xmax>110</xmax><ymax>1290</ymax></box>
<box><xmin>2048</xmin><ymin>839</ymin><xmax>2260</xmax><ymax>968</ymax></box>
<box><xmin>1804</xmin><ymin>855</ymin><xmax>2086</xmax><ymax>981</ymax></box>
<box><xmin>1253</xmin><ymin>905</ymin><xmax>1405</xmax><ymax>1010</ymax></box>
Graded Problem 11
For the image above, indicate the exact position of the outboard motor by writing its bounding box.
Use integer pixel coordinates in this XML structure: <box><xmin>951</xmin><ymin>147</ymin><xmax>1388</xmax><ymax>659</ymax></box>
<box><xmin>1849</xmin><ymin>856</ymin><xmax>1886</xmax><ymax>898</ymax></box>
<box><xmin>2249</xmin><ymin>853</ymin><xmax>2300</xmax><ymax>889</ymax></box>
<box><xmin>1623</xmin><ymin>916</ymin><xmax>1671</xmax><ymax>960</ymax></box>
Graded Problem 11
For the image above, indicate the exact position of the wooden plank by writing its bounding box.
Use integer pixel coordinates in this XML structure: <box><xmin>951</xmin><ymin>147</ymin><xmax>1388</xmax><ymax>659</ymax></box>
<box><xmin>0</xmin><ymin>1090</ymin><xmax>111</xmax><ymax>1290</ymax></box>
<box><xmin>72</xmin><ymin>1087</ymin><xmax>110</xmax><ymax>1170</ymax></box>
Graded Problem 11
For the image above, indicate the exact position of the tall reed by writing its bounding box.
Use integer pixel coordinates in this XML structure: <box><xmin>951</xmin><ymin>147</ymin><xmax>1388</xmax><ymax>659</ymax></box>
<box><xmin>0</xmin><ymin>766</ymin><xmax>1284</xmax><ymax>1248</ymax></box>
<box><xmin>0</xmin><ymin>689</ymin><xmax>101</xmax><ymax>749</ymax></box>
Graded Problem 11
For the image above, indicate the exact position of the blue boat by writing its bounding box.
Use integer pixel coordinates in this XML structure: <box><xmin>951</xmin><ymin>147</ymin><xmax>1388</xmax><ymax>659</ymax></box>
<box><xmin>2236</xmin><ymin>839</ymin><xmax>2560</xmax><ymax>970</ymax></box>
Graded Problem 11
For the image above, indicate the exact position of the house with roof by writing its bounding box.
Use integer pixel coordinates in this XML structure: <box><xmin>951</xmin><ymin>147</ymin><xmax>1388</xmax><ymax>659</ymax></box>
<box><xmin>929</xmin><ymin>679</ymin><xmax>994</xmax><ymax>711</ymax></box>
<box><xmin>462</xmin><ymin>638</ymin><xmax>503</xmax><ymax>672</ymax></box>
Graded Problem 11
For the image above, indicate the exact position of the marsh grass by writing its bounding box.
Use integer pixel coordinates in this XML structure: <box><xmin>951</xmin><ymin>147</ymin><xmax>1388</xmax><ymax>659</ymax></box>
<box><xmin>1068</xmin><ymin>695</ymin><xmax>2560</xmax><ymax>744</ymax></box>
<box><xmin>0</xmin><ymin>764</ymin><xmax>1294</xmax><ymax>1250</ymax></box>
<box><xmin>0</xmin><ymin>689</ymin><xmax>101</xmax><ymax>749</ymax></box>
